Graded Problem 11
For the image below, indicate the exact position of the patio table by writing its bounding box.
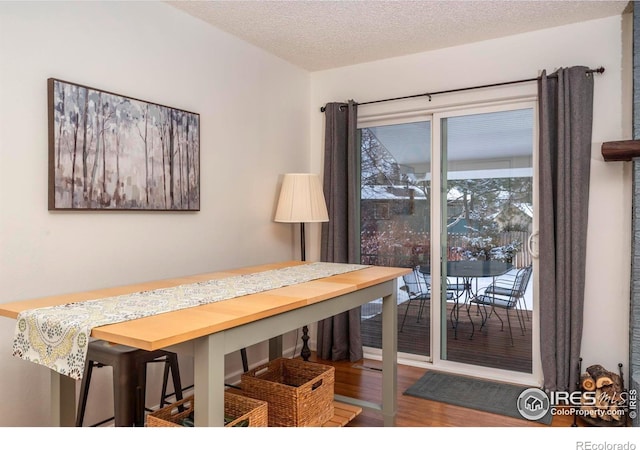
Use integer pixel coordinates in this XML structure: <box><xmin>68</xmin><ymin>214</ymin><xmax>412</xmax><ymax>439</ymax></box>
<box><xmin>419</xmin><ymin>261</ymin><xmax>512</xmax><ymax>338</ymax></box>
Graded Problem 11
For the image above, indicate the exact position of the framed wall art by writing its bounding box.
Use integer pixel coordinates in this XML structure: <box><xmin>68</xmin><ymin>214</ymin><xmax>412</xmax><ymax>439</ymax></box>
<box><xmin>48</xmin><ymin>78</ymin><xmax>200</xmax><ymax>211</ymax></box>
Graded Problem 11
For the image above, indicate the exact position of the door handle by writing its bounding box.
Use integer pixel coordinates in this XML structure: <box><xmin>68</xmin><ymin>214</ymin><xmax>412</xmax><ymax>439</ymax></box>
<box><xmin>527</xmin><ymin>231</ymin><xmax>539</xmax><ymax>259</ymax></box>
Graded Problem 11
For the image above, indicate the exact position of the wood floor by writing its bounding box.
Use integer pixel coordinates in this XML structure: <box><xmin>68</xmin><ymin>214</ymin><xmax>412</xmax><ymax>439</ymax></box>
<box><xmin>309</xmin><ymin>354</ymin><xmax>578</xmax><ymax>427</ymax></box>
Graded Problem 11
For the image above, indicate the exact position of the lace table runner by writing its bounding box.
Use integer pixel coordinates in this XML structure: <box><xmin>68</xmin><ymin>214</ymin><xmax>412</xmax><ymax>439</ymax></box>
<box><xmin>12</xmin><ymin>262</ymin><xmax>368</xmax><ymax>380</ymax></box>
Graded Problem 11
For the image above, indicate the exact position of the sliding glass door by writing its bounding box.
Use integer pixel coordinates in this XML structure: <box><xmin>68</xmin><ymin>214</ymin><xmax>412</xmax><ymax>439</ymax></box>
<box><xmin>436</xmin><ymin>105</ymin><xmax>535</xmax><ymax>374</ymax></box>
<box><xmin>358</xmin><ymin>101</ymin><xmax>538</xmax><ymax>381</ymax></box>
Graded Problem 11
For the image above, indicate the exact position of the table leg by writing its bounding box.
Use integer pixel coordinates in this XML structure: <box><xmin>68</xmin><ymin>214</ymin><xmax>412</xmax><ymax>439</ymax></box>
<box><xmin>466</xmin><ymin>297</ymin><xmax>476</xmax><ymax>339</ymax></box>
<box><xmin>462</xmin><ymin>276</ymin><xmax>482</xmax><ymax>339</ymax></box>
<box><xmin>450</xmin><ymin>276</ymin><xmax>460</xmax><ymax>339</ymax></box>
<box><xmin>450</xmin><ymin>296</ymin><xmax>459</xmax><ymax>339</ymax></box>
<box><xmin>194</xmin><ymin>333</ymin><xmax>225</xmax><ymax>426</ymax></box>
<box><xmin>50</xmin><ymin>372</ymin><xmax>76</xmax><ymax>427</ymax></box>
<box><xmin>381</xmin><ymin>278</ymin><xmax>398</xmax><ymax>427</ymax></box>
<box><xmin>449</xmin><ymin>275</ymin><xmax>474</xmax><ymax>338</ymax></box>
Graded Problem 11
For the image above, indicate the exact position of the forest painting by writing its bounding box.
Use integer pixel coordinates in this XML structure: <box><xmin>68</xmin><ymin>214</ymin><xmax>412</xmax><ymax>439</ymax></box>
<box><xmin>48</xmin><ymin>78</ymin><xmax>200</xmax><ymax>210</ymax></box>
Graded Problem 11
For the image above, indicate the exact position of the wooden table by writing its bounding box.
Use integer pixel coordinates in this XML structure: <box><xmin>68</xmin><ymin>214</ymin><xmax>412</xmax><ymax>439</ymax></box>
<box><xmin>0</xmin><ymin>261</ymin><xmax>409</xmax><ymax>427</ymax></box>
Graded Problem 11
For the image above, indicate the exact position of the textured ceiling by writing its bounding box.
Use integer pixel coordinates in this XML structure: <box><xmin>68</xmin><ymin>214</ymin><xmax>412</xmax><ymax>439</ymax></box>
<box><xmin>167</xmin><ymin>0</ymin><xmax>629</xmax><ymax>71</ymax></box>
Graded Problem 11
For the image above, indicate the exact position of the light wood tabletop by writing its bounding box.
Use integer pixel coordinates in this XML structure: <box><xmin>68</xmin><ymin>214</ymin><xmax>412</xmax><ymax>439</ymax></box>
<box><xmin>0</xmin><ymin>260</ymin><xmax>410</xmax><ymax>426</ymax></box>
<box><xmin>0</xmin><ymin>261</ymin><xmax>408</xmax><ymax>351</ymax></box>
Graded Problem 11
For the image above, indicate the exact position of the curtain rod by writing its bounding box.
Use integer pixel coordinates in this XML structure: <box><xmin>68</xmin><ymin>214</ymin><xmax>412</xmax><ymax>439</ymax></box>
<box><xmin>319</xmin><ymin>66</ymin><xmax>605</xmax><ymax>112</ymax></box>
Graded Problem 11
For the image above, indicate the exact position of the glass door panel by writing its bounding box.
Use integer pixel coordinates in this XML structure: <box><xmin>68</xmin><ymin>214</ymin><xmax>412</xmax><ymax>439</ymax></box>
<box><xmin>359</xmin><ymin>120</ymin><xmax>431</xmax><ymax>359</ymax></box>
<box><xmin>439</xmin><ymin>108</ymin><xmax>534</xmax><ymax>373</ymax></box>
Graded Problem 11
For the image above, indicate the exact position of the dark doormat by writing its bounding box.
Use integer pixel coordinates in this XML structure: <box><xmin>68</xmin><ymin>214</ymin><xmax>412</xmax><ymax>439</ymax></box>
<box><xmin>404</xmin><ymin>370</ymin><xmax>552</xmax><ymax>425</ymax></box>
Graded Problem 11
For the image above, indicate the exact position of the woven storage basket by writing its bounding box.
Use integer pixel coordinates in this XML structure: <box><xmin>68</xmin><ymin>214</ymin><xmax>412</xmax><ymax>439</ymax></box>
<box><xmin>146</xmin><ymin>393</ymin><xmax>268</xmax><ymax>427</ymax></box>
<box><xmin>240</xmin><ymin>358</ymin><xmax>335</xmax><ymax>427</ymax></box>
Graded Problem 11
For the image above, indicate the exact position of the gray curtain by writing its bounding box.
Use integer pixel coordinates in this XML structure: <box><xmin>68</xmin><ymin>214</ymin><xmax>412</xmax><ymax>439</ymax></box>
<box><xmin>538</xmin><ymin>66</ymin><xmax>594</xmax><ymax>392</ymax></box>
<box><xmin>317</xmin><ymin>100</ymin><xmax>363</xmax><ymax>362</ymax></box>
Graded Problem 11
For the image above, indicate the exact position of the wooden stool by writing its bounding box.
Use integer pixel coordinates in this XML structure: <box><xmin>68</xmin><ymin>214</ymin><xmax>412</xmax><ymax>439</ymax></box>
<box><xmin>76</xmin><ymin>340</ymin><xmax>183</xmax><ymax>427</ymax></box>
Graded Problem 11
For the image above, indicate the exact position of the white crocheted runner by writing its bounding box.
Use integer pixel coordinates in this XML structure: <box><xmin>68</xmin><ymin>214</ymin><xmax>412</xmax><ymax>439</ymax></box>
<box><xmin>12</xmin><ymin>262</ymin><xmax>367</xmax><ymax>380</ymax></box>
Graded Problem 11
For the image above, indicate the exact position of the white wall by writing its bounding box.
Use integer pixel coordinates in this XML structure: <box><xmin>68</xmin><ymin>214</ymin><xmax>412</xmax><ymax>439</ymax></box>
<box><xmin>310</xmin><ymin>15</ymin><xmax>631</xmax><ymax>382</ymax></box>
<box><xmin>0</xmin><ymin>1</ymin><xmax>309</xmax><ymax>426</ymax></box>
<box><xmin>0</xmin><ymin>1</ymin><xmax>631</xmax><ymax>427</ymax></box>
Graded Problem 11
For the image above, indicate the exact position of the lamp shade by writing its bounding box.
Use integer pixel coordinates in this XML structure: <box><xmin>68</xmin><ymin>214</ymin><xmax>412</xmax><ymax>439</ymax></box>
<box><xmin>274</xmin><ymin>173</ymin><xmax>329</xmax><ymax>223</ymax></box>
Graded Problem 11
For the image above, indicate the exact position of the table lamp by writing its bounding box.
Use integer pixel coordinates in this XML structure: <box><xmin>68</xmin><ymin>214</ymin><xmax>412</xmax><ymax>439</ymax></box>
<box><xmin>274</xmin><ymin>173</ymin><xmax>329</xmax><ymax>262</ymax></box>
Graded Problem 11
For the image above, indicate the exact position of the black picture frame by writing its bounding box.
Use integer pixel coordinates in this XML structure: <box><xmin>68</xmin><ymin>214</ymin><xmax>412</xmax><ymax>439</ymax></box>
<box><xmin>48</xmin><ymin>78</ymin><xmax>200</xmax><ymax>211</ymax></box>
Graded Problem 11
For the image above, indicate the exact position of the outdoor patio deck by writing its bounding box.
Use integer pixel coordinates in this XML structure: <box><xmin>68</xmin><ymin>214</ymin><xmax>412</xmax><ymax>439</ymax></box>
<box><xmin>361</xmin><ymin>298</ymin><xmax>532</xmax><ymax>373</ymax></box>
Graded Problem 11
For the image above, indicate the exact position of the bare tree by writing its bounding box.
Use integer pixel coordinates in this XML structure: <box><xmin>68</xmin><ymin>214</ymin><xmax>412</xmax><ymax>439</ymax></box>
<box><xmin>185</xmin><ymin>114</ymin><xmax>191</xmax><ymax>209</ymax></box>
<box><xmin>70</xmin><ymin>86</ymin><xmax>80</xmax><ymax>207</ymax></box>
<box><xmin>113</xmin><ymin>106</ymin><xmax>123</xmax><ymax>207</ymax></box>
<box><xmin>178</xmin><ymin>113</ymin><xmax>185</xmax><ymax>208</ymax></box>
<box><xmin>136</xmin><ymin>103</ymin><xmax>150</xmax><ymax>206</ymax></box>
<box><xmin>101</xmin><ymin>99</ymin><xmax>113</xmax><ymax>206</ymax></box>
<box><xmin>158</xmin><ymin>107</ymin><xmax>168</xmax><ymax>208</ymax></box>
<box><xmin>150</xmin><ymin>125</ymin><xmax>155</xmax><ymax>205</ymax></box>
<box><xmin>55</xmin><ymin>86</ymin><xmax>65</xmax><ymax>170</ymax></box>
<box><xmin>89</xmin><ymin>92</ymin><xmax>103</xmax><ymax>205</ymax></box>
<box><xmin>81</xmin><ymin>88</ymin><xmax>90</xmax><ymax>200</ymax></box>
<box><xmin>168</xmin><ymin>109</ymin><xmax>175</xmax><ymax>209</ymax></box>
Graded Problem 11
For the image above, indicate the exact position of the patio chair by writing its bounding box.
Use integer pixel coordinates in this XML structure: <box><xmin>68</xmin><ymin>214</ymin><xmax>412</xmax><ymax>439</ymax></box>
<box><xmin>468</xmin><ymin>265</ymin><xmax>531</xmax><ymax>345</ymax></box>
<box><xmin>416</xmin><ymin>266</ymin><xmax>464</xmax><ymax>338</ymax></box>
<box><xmin>400</xmin><ymin>268</ymin><xmax>431</xmax><ymax>332</ymax></box>
<box><xmin>484</xmin><ymin>264</ymin><xmax>532</xmax><ymax>323</ymax></box>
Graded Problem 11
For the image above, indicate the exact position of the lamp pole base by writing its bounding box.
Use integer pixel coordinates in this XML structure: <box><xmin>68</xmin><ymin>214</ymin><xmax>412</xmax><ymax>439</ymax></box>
<box><xmin>301</xmin><ymin>325</ymin><xmax>311</xmax><ymax>361</ymax></box>
<box><xmin>299</xmin><ymin>223</ymin><xmax>311</xmax><ymax>361</ymax></box>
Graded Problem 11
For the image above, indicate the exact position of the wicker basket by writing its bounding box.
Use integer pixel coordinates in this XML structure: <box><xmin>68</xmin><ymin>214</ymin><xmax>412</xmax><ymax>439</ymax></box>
<box><xmin>240</xmin><ymin>358</ymin><xmax>335</xmax><ymax>427</ymax></box>
<box><xmin>146</xmin><ymin>393</ymin><xmax>268</xmax><ymax>427</ymax></box>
